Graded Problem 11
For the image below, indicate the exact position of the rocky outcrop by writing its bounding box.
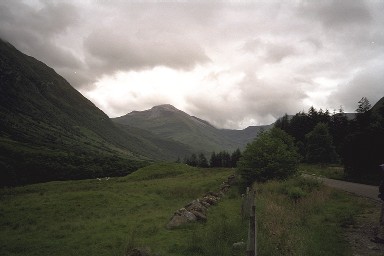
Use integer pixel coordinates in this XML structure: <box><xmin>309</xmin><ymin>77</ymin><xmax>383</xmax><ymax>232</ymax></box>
<box><xmin>166</xmin><ymin>174</ymin><xmax>236</xmax><ymax>229</ymax></box>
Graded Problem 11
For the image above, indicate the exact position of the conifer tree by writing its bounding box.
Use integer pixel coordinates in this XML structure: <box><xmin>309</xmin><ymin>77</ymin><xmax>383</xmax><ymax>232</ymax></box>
<box><xmin>305</xmin><ymin>123</ymin><xmax>338</xmax><ymax>164</ymax></box>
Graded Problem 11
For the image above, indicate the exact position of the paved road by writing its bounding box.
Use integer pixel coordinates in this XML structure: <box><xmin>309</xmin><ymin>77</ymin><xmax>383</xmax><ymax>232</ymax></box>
<box><xmin>303</xmin><ymin>174</ymin><xmax>380</xmax><ymax>202</ymax></box>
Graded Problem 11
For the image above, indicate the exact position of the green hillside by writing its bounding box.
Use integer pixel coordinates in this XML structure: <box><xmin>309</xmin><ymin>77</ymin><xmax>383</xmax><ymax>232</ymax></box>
<box><xmin>113</xmin><ymin>104</ymin><xmax>270</xmax><ymax>153</ymax></box>
<box><xmin>0</xmin><ymin>39</ymin><xmax>192</xmax><ymax>186</ymax></box>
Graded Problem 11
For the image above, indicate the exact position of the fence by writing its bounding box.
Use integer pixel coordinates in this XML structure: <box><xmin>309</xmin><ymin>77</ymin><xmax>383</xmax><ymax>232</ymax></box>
<box><xmin>242</xmin><ymin>187</ymin><xmax>257</xmax><ymax>256</ymax></box>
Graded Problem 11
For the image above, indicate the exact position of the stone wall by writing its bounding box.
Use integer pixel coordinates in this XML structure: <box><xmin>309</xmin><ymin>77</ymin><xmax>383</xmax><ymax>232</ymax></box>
<box><xmin>166</xmin><ymin>174</ymin><xmax>236</xmax><ymax>229</ymax></box>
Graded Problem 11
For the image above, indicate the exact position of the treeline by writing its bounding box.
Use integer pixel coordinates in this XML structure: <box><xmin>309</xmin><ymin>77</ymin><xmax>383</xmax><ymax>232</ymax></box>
<box><xmin>181</xmin><ymin>149</ymin><xmax>242</xmax><ymax>168</ymax></box>
<box><xmin>275</xmin><ymin>97</ymin><xmax>384</xmax><ymax>184</ymax></box>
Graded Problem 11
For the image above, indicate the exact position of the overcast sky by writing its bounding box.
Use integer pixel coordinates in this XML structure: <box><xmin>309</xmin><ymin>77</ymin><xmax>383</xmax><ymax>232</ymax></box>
<box><xmin>1</xmin><ymin>0</ymin><xmax>383</xmax><ymax>129</ymax></box>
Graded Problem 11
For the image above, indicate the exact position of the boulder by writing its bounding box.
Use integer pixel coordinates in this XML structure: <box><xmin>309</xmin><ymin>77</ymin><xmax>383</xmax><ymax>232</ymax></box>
<box><xmin>167</xmin><ymin>208</ymin><xmax>197</xmax><ymax>229</ymax></box>
<box><xmin>190</xmin><ymin>210</ymin><xmax>207</xmax><ymax>221</ymax></box>
<box><xmin>200</xmin><ymin>200</ymin><xmax>211</xmax><ymax>208</ymax></box>
<box><xmin>185</xmin><ymin>200</ymin><xmax>207</xmax><ymax>214</ymax></box>
<box><xmin>178</xmin><ymin>208</ymin><xmax>197</xmax><ymax>221</ymax></box>
<box><xmin>203</xmin><ymin>195</ymin><xmax>218</xmax><ymax>205</ymax></box>
<box><xmin>166</xmin><ymin>215</ymin><xmax>189</xmax><ymax>229</ymax></box>
<box><xmin>207</xmin><ymin>191</ymin><xmax>221</xmax><ymax>198</ymax></box>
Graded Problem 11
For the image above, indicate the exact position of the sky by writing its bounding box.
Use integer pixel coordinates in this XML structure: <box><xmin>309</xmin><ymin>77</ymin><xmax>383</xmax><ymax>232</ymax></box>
<box><xmin>1</xmin><ymin>0</ymin><xmax>383</xmax><ymax>129</ymax></box>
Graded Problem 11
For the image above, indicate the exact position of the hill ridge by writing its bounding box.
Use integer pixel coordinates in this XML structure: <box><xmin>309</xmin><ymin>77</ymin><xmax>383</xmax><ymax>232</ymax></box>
<box><xmin>113</xmin><ymin>105</ymin><xmax>271</xmax><ymax>152</ymax></box>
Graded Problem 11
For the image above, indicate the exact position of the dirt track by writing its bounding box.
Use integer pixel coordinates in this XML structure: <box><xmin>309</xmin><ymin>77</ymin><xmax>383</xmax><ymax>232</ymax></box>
<box><xmin>303</xmin><ymin>174</ymin><xmax>380</xmax><ymax>202</ymax></box>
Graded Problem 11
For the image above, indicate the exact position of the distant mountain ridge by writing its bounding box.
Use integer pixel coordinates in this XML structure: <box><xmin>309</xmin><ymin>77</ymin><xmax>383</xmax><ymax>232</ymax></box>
<box><xmin>113</xmin><ymin>104</ymin><xmax>272</xmax><ymax>152</ymax></box>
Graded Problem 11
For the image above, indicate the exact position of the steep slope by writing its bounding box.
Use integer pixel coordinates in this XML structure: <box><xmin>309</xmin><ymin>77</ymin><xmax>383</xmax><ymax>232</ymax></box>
<box><xmin>372</xmin><ymin>97</ymin><xmax>384</xmax><ymax>113</ymax></box>
<box><xmin>0</xmin><ymin>39</ymin><xmax>191</xmax><ymax>186</ymax></box>
<box><xmin>113</xmin><ymin>104</ymin><xmax>271</xmax><ymax>152</ymax></box>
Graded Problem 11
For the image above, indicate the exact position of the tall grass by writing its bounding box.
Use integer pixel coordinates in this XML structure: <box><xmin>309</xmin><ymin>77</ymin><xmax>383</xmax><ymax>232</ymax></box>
<box><xmin>255</xmin><ymin>176</ymin><xmax>375</xmax><ymax>256</ymax></box>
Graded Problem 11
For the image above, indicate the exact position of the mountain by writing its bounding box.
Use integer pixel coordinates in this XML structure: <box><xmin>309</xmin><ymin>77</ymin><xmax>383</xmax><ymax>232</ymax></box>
<box><xmin>113</xmin><ymin>104</ymin><xmax>272</xmax><ymax>152</ymax></box>
<box><xmin>372</xmin><ymin>97</ymin><xmax>384</xmax><ymax>113</ymax></box>
<box><xmin>0</xmin><ymin>39</ymin><xmax>192</xmax><ymax>186</ymax></box>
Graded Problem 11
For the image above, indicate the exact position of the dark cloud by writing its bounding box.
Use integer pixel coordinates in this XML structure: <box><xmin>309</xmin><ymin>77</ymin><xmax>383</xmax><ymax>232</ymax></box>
<box><xmin>0</xmin><ymin>1</ymin><xmax>83</xmax><ymax>72</ymax></box>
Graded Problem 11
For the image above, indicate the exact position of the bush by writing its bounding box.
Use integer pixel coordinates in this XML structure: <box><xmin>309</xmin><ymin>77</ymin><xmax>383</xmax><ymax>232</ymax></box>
<box><xmin>238</xmin><ymin>128</ymin><xmax>300</xmax><ymax>185</ymax></box>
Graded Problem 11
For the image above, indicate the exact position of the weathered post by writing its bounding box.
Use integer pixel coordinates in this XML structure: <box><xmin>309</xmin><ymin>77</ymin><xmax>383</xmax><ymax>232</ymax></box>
<box><xmin>246</xmin><ymin>190</ymin><xmax>257</xmax><ymax>256</ymax></box>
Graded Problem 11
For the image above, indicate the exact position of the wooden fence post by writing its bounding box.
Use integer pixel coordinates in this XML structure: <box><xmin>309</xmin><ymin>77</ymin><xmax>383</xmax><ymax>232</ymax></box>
<box><xmin>246</xmin><ymin>190</ymin><xmax>257</xmax><ymax>256</ymax></box>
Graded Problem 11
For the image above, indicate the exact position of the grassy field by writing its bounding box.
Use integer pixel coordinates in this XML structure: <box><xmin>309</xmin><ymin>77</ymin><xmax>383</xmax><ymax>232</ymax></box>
<box><xmin>0</xmin><ymin>163</ymin><xmax>246</xmax><ymax>256</ymax></box>
<box><xmin>0</xmin><ymin>163</ymin><xmax>378</xmax><ymax>256</ymax></box>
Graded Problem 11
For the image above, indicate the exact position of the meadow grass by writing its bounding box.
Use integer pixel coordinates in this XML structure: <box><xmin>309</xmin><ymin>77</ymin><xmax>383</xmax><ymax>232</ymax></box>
<box><xmin>299</xmin><ymin>163</ymin><xmax>345</xmax><ymax>180</ymax></box>
<box><xmin>254</xmin><ymin>175</ymin><xmax>376</xmax><ymax>256</ymax></box>
<box><xmin>0</xmin><ymin>163</ymin><xmax>246</xmax><ymax>256</ymax></box>
<box><xmin>1</xmin><ymin>163</ymin><xmax>376</xmax><ymax>256</ymax></box>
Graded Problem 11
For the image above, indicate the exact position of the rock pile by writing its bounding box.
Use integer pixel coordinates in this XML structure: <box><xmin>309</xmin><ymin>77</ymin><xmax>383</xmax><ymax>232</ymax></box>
<box><xmin>166</xmin><ymin>174</ymin><xmax>236</xmax><ymax>229</ymax></box>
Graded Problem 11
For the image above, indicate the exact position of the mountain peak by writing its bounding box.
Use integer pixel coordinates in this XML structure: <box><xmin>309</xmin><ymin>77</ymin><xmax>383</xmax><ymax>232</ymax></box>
<box><xmin>151</xmin><ymin>104</ymin><xmax>179</xmax><ymax>112</ymax></box>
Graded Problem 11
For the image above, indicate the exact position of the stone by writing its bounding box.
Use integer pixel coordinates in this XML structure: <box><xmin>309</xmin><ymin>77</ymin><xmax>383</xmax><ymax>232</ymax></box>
<box><xmin>166</xmin><ymin>215</ymin><xmax>189</xmax><ymax>229</ymax></box>
<box><xmin>167</xmin><ymin>208</ymin><xmax>198</xmax><ymax>229</ymax></box>
<box><xmin>220</xmin><ymin>183</ymin><xmax>231</xmax><ymax>193</ymax></box>
<box><xmin>203</xmin><ymin>195</ymin><xmax>218</xmax><ymax>205</ymax></box>
<box><xmin>190</xmin><ymin>210</ymin><xmax>207</xmax><ymax>221</ymax></box>
<box><xmin>179</xmin><ymin>208</ymin><xmax>197</xmax><ymax>221</ymax></box>
<box><xmin>207</xmin><ymin>191</ymin><xmax>221</xmax><ymax>198</ymax></box>
<box><xmin>186</xmin><ymin>200</ymin><xmax>207</xmax><ymax>214</ymax></box>
<box><xmin>200</xmin><ymin>200</ymin><xmax>211</xmax><ymax>208</ymax></box>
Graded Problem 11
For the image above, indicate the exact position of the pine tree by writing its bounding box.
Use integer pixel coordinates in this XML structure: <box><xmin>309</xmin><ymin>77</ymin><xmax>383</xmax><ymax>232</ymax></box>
<box><xmin>230</xmin><ymin>148</ymin><xmax>242</xmax><ymax>167</ymax></box>
<box><xmin>197</xmin><ymin>153</ymin><xmax>209</xmax><ymax>168</ymax></box>
<box><xmin>305</xmin><ymin>123</ymin><xmax>338</xmax><ymax>164</ymax></box>
<box><xmin>356</xmin><ymin>97</ymin><xmax>371</xmax><ymax>113</ymax></box>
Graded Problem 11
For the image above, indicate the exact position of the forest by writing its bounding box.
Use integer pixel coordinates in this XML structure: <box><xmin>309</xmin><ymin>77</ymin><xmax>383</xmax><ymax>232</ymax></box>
<box><xmin>274</xmin><ymin>97</ymin><xmax>384</xmax><ymax>184</ymax></box>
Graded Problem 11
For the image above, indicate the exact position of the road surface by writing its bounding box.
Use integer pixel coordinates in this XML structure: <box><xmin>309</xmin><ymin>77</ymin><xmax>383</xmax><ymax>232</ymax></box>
<box><xmin>303</xmin><ymin>174</ymin><xmax>380</xmax><ymax>202</ymax></box>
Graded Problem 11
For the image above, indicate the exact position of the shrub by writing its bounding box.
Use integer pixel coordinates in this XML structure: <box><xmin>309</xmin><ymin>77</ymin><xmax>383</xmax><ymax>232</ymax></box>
<box><xmin>238</xmin><ymin>128</ymin><xmax>300</xmax><ymax>185</ymax></box>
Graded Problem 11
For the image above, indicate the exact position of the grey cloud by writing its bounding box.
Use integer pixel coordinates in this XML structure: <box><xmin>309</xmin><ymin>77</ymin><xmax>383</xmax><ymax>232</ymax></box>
<box><xmin>243</xmin><ymin>39</ymin><xmax>297</xmax><ymax>63</ymax></box>
<box><xmin>299</xmin><ymin>0</ymin><xmax>372</xmax><ymax>28</ymax></box>
<box><xmin>84</xmin><ymin>28</ymin><xmax>209</xmax><ymax>72</ymax></box>
<box><xmin>0</xmin><ymin>1</ymin><xmax>83</xmax><ymax>71</ymax></box>
<box><xmin>186</xmin><ymin>72</ymin><xmax>307</xmax><ymax>129</ymax></box>
<box><xmin>328</xmin><ymin>65</ymin><xmax>384</xmax><ymax>112</ymax></box>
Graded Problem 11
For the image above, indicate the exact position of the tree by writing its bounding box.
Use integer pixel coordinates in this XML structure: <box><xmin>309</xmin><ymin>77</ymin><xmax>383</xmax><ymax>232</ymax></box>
<box><xmin>238</xmin><ymin>128</ymin><xmax>300</xmax><ymax>185</ymax></box>
<box><xmin>197</xmin><ymin>153</ymin><xmax>209</xmax><ymax>168</ymax></box>
<box><xmin>356</xmin><ymin>97</ymin><xmax>371</xmax><ymax>113</ymax></box>
<box><xmin>230</xmin><ymin>148</ymin><xmax>242</xmax><ymax>167</ymax></box>
<box><xmin>209</xmin><ymin>152</ymin><xmax>220</xmax><ymax>167</ymax></box>
<box><xmin>342</xmin><ymin>97</ymin><xmax>384</xmax><ymax>183</ymax></box>
<box><xmin>305</xmin><ymin>123</ymin><xmax>338</xmax><ymax>164</ymax></box>
<box><xmin>219</xmin><ymin>151</ymin><xmax>231</xmax><ymax>167</ymax></box>
<box><xmin>330</xmin><ymin>107</ymin><xmax>349</xmax><ymax>156</ymax></box>
<box><xmin>274</xmin><ymin>114</ymin><xmax>290</xmax><ymax>131</ymax></box>
<box><xmin>185</xmin><ymin>153</ymin><xmax>198</xmax><ymax>167</ymax></box>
